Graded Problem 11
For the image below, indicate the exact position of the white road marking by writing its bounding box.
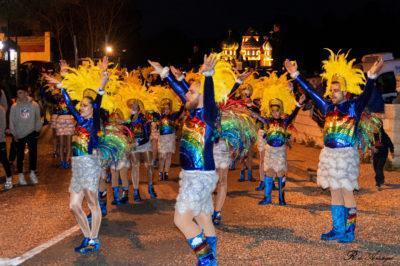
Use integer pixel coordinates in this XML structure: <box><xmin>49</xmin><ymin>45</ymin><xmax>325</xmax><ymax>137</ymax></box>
<box><xmin>0</xmin><ymin>225</ymin><xmax>79</xmax><ymax>266</ymax></box>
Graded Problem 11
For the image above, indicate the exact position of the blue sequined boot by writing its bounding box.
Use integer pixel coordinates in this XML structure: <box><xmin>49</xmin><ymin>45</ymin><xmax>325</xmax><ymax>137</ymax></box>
<box><xmin>206</xmin><ymin>236</ymin><xmax>218</xmax><ymax>258</ymax></box>
<box><xmin>321</xmin><ymin>205</ymin><xmax>346</xmax><ymax>241</ymax></box>
<box><xmin>120</xmin><ymin>187</ymin><xmax>129</xmax><ymax>204</ymax></box>
<box><xmin>278</xmin><ymin>177</ymin><xmax>286</xmax><ymax>206</ymax></box>
<box><xmin>338</xmin><ymin>207</ymin><xmax>357</xmax><ymax>243</ymax></box>
<box><xmin>247</xmin><ymin>169</ymin><xmax>256</xmax><ymax>182</ymax></box>
<box><xmin>78</xmin><ymin>238</ymin><xmax>101</xmax><ymax>255</ymax></box>
<box><xmin>238</xmin><ymin>169</ymin><xmax>246</xmax><ymax>182</ymax></box>
<box><xmin>255</xmin><ymin>180</ymin><xmax>265</xmax><ymax>191</ymax></box>
<box><xmin>111</xmin><ymin>187</ymin><xmax>122</xmax><ymax>205</ymax></box>
<box><xmin>148</xmin><ymin>184</ymin><xmax>157</xmax><ymax>199</ymax></box>
<box><xmin>187</xmin><ymin>232</ymin><xmax>217</xmax><ymax>266</ymax></box>
<box><xmin>212</xmin><ymin>211</ymin><xmax>222</xmax><ymax>225</ymax></box>
<box><xmin>74</xmin><ymin>237</ymin><xmax>90</xmax><ymax>253</ymax></box>
<box><xmin>133</xmin><ymin>189</ymin><xmax>142</xmax><ymax>203</ymax></box>
<box><xmin>258</xmin><ymin>176</ymin><xmax>273</xmax><ymax>205</ymax></box>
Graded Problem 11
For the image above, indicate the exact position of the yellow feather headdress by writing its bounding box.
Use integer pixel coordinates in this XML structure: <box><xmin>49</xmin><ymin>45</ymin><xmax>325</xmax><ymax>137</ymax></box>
<box><xmin>61</xmin><ymin>59</ymin><xmax>122</xmax><ymax>112</ymax></box>
<box><xmin>259</xmin><ymin>72</ymin><xmax>296</xmax><ymax>116</ymax></box>
<box><xmin>114</xmin><ymin>71</ymin><xmax>158</xmax><ymax>119</ymax></box>
<box><xmin>321</xmin><ymin>49</ymin><xmax>366</xmax><ymax>97</ymax></box>
<box><xmin>148</xmin><ymin>85</ymin><xmax>183</xmax><ymax>113</ymax></box>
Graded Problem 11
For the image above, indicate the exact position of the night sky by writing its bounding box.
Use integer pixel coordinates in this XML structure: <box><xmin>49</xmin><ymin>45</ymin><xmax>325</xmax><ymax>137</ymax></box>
<box><xmin>131</xmin><ymin>0</ymin><xmax>399</xmax><ymax>72</ymax></box>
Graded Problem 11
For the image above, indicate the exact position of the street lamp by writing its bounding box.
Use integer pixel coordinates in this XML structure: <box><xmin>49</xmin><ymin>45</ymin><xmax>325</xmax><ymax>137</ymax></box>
<box><xmin>105</xmin><ymin>45</ymin><xmax>113</xmax><ymax>55</ymax></box>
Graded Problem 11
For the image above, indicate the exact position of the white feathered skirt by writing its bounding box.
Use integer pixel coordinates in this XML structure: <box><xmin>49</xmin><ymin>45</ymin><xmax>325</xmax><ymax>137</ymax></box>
<box><xmin>213</xmin><ymin>140</ymin><xmax>230</xmax><ymax>169</ymax></box>
<box><xmin>317</xmin><ymin>146</ymin><xmax>360</xmax><ymax>191</ymax></box>
<box><xmin>158</xmin><ymin>133</ymin><xmax>176</xmax><ymax>154</ymax></box>
<box><xmin>175</xmin><ymin>170</ymin><xmax>219</xmax><ymax>216</ymax></box>
<box><xmin>70</xmin><ymin>155</ymin><xmax>101</xmax><ymax>193</ymax></box>
<box><xmin>263</xmin><ymin>144</ymin><xmax>287</xmax><ymax>174</ymax></box>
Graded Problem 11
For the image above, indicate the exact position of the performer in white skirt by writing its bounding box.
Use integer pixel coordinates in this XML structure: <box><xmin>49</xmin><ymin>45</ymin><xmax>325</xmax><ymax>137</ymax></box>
<box><xmin>285</xmin><ymin>50</ymin><xmax>383</xmax><ymax>243</ymax></box>
<box><xmin>43</xmin><ymin>57</ymin><xmax>109</xmax><ymax>254</ymax></box>
<box><xmin>253</xmin><ymin>75</ymin><xmax>306</xmax><ymax>205</ymax></box>
<box><xmin>154</xmin><ymin>98</ymin><xmax>183</xmax><ymax>181</ymax></box>
<box><xmin>126</xmin><ymin>98</ymin><xmax>158</xmax><ymax>202</ymax></box>
<box><xmin>149</xmin><ymin>55</ymin><xmax>219</xmax><ymax>265</ymax></box>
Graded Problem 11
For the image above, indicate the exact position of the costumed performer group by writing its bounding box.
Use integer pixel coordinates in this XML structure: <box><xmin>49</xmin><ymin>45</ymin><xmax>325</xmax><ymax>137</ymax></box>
<box><xmin>41</xmin><ymin>48</ymin><xmax>384</xmax><ymax>265</ymax></box>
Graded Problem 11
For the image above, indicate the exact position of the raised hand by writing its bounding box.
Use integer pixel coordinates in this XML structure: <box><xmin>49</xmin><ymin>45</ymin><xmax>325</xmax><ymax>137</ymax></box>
<box><xmin>99</xmin><ymin>56</ymin><xmax>109</xmax><ymax>72</ymax></box>
<box><xmin>237</xmin><ymin>70</ymin><xmax>252</xmax><ymax>82</ymax></box>
<box><xmin>99</xmin><ymin>71</ymin><xmax>109</xmax><ymax>90</ymax></box>
<box><xmin>298</xmin><ymin>94</ymin><xmax>306</xmax><ymax>104</ymax></box>
<box><xmin>42</xmin><ymin>73</ymin><xmax>60</xmax><ymax>85</ymax></box>
<box><xmin>170</xmin><ymin>66</ymin><xmax>183</xmax><ymax>79</ymax></box>
<box><xmin>369</xmin><ymin>58</ymin><xmax>384</xmax><ymax>76</ymax></box>
<box><xmin>148</xmin><ymin>60</ymin><xmax>164</xmax><ymax>75</ymax></box>
<box><xmin>59</xmin><ymin>60</ymin><xmax>69</xmax><ymax>76</ymax></box>
<box><xmin>284</xmin><ymin>59</ymin><xmax>298</xmax><ymax>75</ymax></box>
<box><xmin>199</xmin><ymin>54</ymin><xmax>218</xmax><ymax>74</ymax></box>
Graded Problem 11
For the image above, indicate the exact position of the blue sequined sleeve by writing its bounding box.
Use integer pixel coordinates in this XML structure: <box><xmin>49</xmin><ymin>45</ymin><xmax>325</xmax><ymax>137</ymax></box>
<box><xmin>61</xmin><ymin>88</ymin><xmax>84</xmax><ymax>124</ymax></box>
<box><xmin>295</xmin><ymin>75</ymin><xmax>330</xmax><ymax>115</ymax></box>
<box><xmin>165</xmin><ymin>73</ymin><xmax>188</xmax><ymax>104</ymax></box>
<box><xmin>355</xmin><ymin>78</ymin><xmax>375</xmax><ymax>116</ymax></box>
<box><xmin>203</xmin><ymin>76</ymin><xmax>217</xmax><ymax>127</ymax></box>
<box><xmin>284</xmin><ymin>106</ymin><xmax>301</xmax><ymax>126</ymax></box>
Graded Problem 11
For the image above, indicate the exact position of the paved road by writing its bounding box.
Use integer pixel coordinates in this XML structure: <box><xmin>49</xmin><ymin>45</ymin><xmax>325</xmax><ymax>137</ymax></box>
<box><xmin>1</xmin><ymin>126</ymin><xmax>400</xmax><ymax>265</ymax></box>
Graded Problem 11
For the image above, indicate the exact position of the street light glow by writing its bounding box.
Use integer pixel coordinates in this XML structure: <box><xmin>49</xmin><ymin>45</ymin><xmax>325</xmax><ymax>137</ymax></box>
<box><xmin>106</xmin><ymin>46</ymin><xmax>113</xmax><ymax>54</ymax></box>
<box><xmin>0</xmin><ymin>41</ymin><xmax>3</xmax><ymax>50</ymax></box>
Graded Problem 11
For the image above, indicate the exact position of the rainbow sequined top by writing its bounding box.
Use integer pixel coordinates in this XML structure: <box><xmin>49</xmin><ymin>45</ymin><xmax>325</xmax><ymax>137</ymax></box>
<box><xmin>165</xmin><ymin>72</ymin><xmax>218</xmax><ymax>171</ymax></box>
<box><xmin>153</xmin><ymin>108</ymin><xmax>183</xmax><ymax>135</ymax></box>
<box><xmin>61</xmin><ymin>89</ymin><xmax>102</xmax><ymax>156</ymax></box>
<box><xmin>258</xmin><ymin>107</ymin><xmax>300</xmax><ymax>147</ymax></box>
<box><xmin>294</xmin><ymin>74</ymin><xmax>375</xmax><ymax>149</ymax></box>
<box><xmin>126</xmin><ymin>113</ymin><xmax>151</xmax><ymax>146</ymax></box>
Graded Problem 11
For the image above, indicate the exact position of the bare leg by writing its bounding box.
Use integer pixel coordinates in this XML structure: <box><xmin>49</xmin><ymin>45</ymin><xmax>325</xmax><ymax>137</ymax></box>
<box><xmin>214</xmin><ymin>168</ymin><xmax>228</xmax><ymax>212</ymax></box>
<box><xmin>60</xmin><ymin>136</ymin><xmax>66</xmax><ymax>162</ymax></box>
<box><xmin>194</xmin><ymin>212</ymin><xmax>216</xmax><ymax>237</ymax></box>
<box><xmin>259</xmin><ymin>150</ymin><xmax>265</xmax><ymax>180</ymax></box>
<box><xmin>111</xmin><ymin>168</ymin><xmax>119</xmax><ymax>188</ymax></box>
<box><xmin>120</xmin><ymin>167</ymin><xmax>129</xmax><ymax>188</ymax></box>
<box><xmin>66</xmin><ymin>135</ymin><xmax>72</xmax><ymax>161</ymax></box>
<box><xmin>341</xmin><ymin>188</ymin><xmax>356</xmax><ymax>208</ymax></box>
<box><xmin>84</xmin><ymin>190</ymin><xmax>102</xmax><ymax>238</ymax></box>
<box><xmin>165</xmin><ymin>152</ymin><xmax>172</xmax><ymax>172</ymax></box>
<box><xmin>70</xmin><ymin>191</ymin><xmax>90</xmax><ymax>237</ymax></box>
<box><xmin>158</xmin><ymin>152</ymin><xmax>166</xmax><ymax>173</ymax></box>
<box><xmin>330</xmin><ymin>189</ymin><xmax>345</xmax><ymax>205</ymax></box>
<box><xmin>174</xmin><ymin>209</ymin><xmax>201</xmax><ymax>239</ymax></box>
<box><xmin>143</xmin><ymin>151</ymin><xmax>153</xmax><ymax>184</ymax></box>
<box><xmin>131</xmin><ymin>154</ymin><xmax>140</xmax><ymax>189</ymax></box>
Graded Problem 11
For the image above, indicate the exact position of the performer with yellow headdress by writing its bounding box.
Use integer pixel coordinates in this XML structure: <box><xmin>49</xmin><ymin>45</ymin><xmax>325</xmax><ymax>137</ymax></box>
<box><xmin>252</xmin><ymin>72</ymin><xmax>306</xmax><ymax>205</ymax></box>
<box><xmin>285</xmin><ymin>49</ymin><xmax>383</xmax><ymax>243</ymax></box>
<box><xmin>43</xmin><ymin>57</ymin><xmax>110</xmax><ymax>254</ymax></box>
<box><xmin>120</xmin><ymin>72</ymin><xmax>159</xmax><ymax>202</ymax></box>
<box><xmin>150</xmin><ymin>85</ymin><xmax>184</xmax><ymax>181</ymax></box>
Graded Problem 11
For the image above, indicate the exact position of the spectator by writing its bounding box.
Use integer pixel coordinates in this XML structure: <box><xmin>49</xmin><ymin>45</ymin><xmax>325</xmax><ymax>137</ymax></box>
<box><xmin>372</xmin><ymin>126</ymin><xmax>394</xmax><ymax>190</ymax></box>
<box><xmin>9</xmin><ymin>86</ymin><xmax>42</xmax><ymax>185</ymax></box>
<box><xmin>0</xmin><ymin>104</ymin><xmax>13</xmax><ymax>189</ymax></box>
<box><xmin>0</xmin><ymin>89</ymin><xmax>8</xmax><ymax>110</ymax></box>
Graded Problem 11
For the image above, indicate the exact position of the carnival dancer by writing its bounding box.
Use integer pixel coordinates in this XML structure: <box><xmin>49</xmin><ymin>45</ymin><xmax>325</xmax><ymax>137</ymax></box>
<box><xmin>44</xmin><ymin>57</ymin><xmax>110</xmax><ymax>254</ymax></box>
<box><xmin>149</xmin><ymin>54</ymin><xmax>219</xmax><ymax>265</ymax></box>
<box><xmin>284</xmin><ymin>50</ymin><xmax>383</xmax><ymax>243</ymax></box>
<box><xmin>150</xmin><ymin>85</ymin><xmax>184</xmax><ymax>181</ymax></box>
<box><xmin>121</xmin><ymin>74</ymin><xmax>158</xmax><ymax>202</ymax></box>
<box><xmin>252</xmin><ymin>73</ymin><xmax>306</xmax><ymax>205</ymax></box>
<box><xmin>105</xmin><ymin>110</ymin><xmax>132</xmax><ymax>205</ymax></box>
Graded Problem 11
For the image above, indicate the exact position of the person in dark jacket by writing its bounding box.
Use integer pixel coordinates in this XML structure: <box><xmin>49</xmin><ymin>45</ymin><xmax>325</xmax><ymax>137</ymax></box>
<box><xmin>372</xmin><ymin>126</ymin><xmax>394</xmax><ymax>189</ymax></box>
